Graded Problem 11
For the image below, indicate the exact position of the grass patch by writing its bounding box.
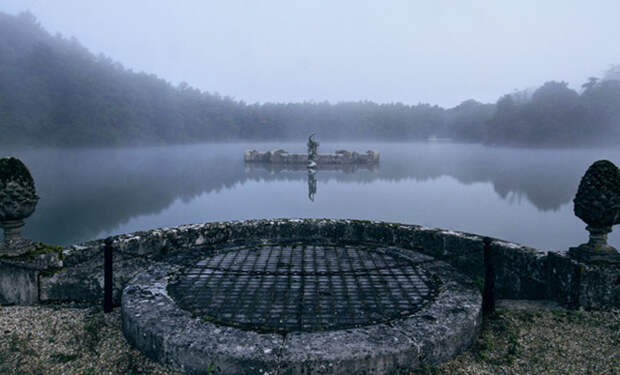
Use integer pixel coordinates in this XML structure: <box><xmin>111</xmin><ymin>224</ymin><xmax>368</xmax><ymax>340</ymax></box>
<box><xmin>471</xmin><ymin>311</ymin><xmax>523</xmax><ymax>366</ymax></box>
<box><xmin>82</xmin><ymin>306</ymin><xmax>105</xmax><ymax>353</ymax></box>
<box><xmin>50</xmin><ymin>352</ymin><xmax>80</xmax><ymax>363</ymax></box>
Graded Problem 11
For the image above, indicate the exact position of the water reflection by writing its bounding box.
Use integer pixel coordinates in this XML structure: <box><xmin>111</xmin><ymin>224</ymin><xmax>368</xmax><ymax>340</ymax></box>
<box><xmin>244</xmin><ymin>162</ymin><xmax>379</xmax><ymax>202</ymax></box>
<box><xmin>308</xmin><ymin>170</ymin><xmax>317</xmax><ymax>202</ymax></box>
<box><xmin>3</xmin><ymin>142</ymin><xmax>618</xmax><ymax>247</ymax></box>
<box><xmin>244</xmin><ymin>162</ymin><xmax>379</xmax><ymax>174</ymax></box>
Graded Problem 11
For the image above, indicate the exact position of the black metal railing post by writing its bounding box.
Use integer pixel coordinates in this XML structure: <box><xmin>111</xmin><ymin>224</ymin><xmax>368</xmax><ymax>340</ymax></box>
<box><xmin>104</xmin><ymin>237</ymin><xmax>113</xmax><ymax>313</ymax></box>
<box><xmin>482</xmin><ymin>237</ymin><xmax>495</xmax><ymax>316</ymax></box>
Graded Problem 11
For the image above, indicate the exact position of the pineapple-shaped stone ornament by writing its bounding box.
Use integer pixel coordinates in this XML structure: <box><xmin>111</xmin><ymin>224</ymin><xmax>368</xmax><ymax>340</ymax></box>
<box><xmin>0</xmin><ymin>157</ymin><xmax>39</xmax><ymax>256</ymax></box>
<box><xmin>569</xmin><ymin>160</ymin><xmax>620</xmax><ymax>262</ymax></box>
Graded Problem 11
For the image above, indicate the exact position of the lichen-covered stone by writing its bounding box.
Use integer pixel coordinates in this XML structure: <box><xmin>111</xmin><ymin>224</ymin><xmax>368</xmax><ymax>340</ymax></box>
<box><xmin>0</xmin><ymin>157</ymin><xmax>39</xmax><ymax>221</ymax></box>
<box><xmin>122</xmin><ymin>258</ymin><xmax>481</xmax><ymax>375</ymax></box>
<box><xmin>0</xmin><ymin>157</ymin><xmax>35</xmax><ymax>190</ymax></box>
<box><xmin>570</xmin><ymin>160</ymin><xmax>620</xmax><ymax>259</ymax></box>
<box><xmin>573</xmin><ymin>159</ymin><xmax>620</xmax><ymax>227</ymax></box>
<box><xmin>3</xmin><ymin>219</ymin><xmax>618</xmax><ymax>310</ymax></box>
<box><xmin>0</xmin><ymin>247</ymin><xmax>62</xmax><ymax>304</ymax></box>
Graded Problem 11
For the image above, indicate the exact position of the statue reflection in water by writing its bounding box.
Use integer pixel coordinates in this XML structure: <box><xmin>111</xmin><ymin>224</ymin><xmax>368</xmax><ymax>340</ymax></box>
<box><xmin>307</xmin><ymin>169</ymin><xmax>317</xmax><ymax>202</ymax></box>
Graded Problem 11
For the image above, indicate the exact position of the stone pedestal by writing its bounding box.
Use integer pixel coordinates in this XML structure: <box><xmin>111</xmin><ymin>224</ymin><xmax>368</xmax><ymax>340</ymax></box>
<box><xmin>568</xmin><ymin>226</ymin><xmax>620</xmax><ymax>264</ymax></box>
<box><xmin>585</xmin><ymin>225</ymin><xmax>616</xmax><ymax>251</ymax></box>
<box><xmin>1</xmin><ymin>219</ymin><xmax>36</xmax><ymax>256</ymax></box>
<box><xmin>0</xmin><ymin>247</ymin><xmax>63</xmax><ymax>305</ymax></box>
<box><xmin>568</xmin><ymin>246</ymin><xmax>620</xmax><ymax>264</ymax></box>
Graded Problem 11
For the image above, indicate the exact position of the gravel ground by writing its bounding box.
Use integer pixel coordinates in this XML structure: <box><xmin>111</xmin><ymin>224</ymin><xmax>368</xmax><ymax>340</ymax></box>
<box><xmin>0</xmin><ymin>301</ymin><xmax>618</xmax><ymax>375</ymax></box>
<box><xmin>0</xmin><ymin>304</ymin><xmax>180</xmax><ymax>375</ymax></box>
<box><xmin>423</xmin><ymin>301</ymin><xmax>619</xmax><ymax>375</ymax></box>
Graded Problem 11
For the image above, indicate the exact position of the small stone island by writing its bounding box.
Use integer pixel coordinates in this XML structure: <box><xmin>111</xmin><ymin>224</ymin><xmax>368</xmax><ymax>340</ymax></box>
<box><xmin>244</xmin><ymin>135</ymin><xmax>380</xmax><ymax>166</ymax></box>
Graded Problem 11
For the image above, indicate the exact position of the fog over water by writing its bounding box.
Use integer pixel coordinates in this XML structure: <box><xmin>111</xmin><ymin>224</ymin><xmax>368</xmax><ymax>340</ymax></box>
<box><xmin>1</xmin><ymin>1</ymin><xmax>619</xmax><ymax>106</ymax></box>
<box><xmin>3</xmin><ymin>142</ymin><xmax>618</xmax><ymax>252</ymax></box>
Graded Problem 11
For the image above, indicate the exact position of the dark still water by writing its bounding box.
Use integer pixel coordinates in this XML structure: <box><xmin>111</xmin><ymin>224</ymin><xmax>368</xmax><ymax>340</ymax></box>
<box><xmin>3</xmin><ymin>142</ymin><xmax>619</xmax><ymax>252</ymax></box>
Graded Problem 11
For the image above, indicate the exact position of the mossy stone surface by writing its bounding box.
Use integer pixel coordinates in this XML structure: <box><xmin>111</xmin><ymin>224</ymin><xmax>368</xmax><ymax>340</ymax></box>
<box><xmin>0</xmin><ymin>242</ymin><xmax>63</xmax><ymax>261</ymax></box>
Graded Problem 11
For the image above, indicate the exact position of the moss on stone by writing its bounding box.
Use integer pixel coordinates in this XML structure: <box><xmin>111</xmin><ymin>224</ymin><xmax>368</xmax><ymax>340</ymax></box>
<box><xmin>0</xmin><ymin>242</ymin><xmax>63</xmax><ymax>261</ymax></box>
<box><xmin>202</xmin><ymin>314</ymin><xmax>214</xmax><ymax>322</ymax></box>
<box><xmin>39</xmin><ymin>266</ymin><xmax>66</xmax><ymax>278</ymax></box>
<box><xmin>32</xmin><ymin>243</ymin><xmax>63</xmax><ymax>259</ymax></box>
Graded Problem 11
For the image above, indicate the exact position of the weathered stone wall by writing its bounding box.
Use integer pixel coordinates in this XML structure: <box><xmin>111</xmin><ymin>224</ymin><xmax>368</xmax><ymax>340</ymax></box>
<box><xmin>0</xmin><ymin>219</ymin><xmax>618</xmax><ymax>308</ymax></box>
<box><xmin>0</xmin><ymin>263</ymin><xmax>38</xmax><ymax>304</ymax></box>
<box><xmin>0</xmin><ymin>252</ymin><xmax>61</xmax><ymax>304</ymax></box>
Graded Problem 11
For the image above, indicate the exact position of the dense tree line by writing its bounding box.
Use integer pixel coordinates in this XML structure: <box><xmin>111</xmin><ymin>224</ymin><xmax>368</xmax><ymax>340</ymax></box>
<box><xmin>487</xmin><ymin>76</ymin><xmax>620</xmax><ymax>146</ymax></box>
<box><xmin>1</xmin><ymin>12</ymin><xmax>618</xmax><ymax>147</ymax></box>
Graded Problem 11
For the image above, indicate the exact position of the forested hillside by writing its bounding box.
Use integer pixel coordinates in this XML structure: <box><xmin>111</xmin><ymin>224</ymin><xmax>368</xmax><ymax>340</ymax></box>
<box><xmin>487</xmin><ymin>78</ymin><xmax>620</xmax><ymax>146</ymax></box>
<box><xmin>1</xmin><ymin>12</ymin><xmax>618</xmax><ymax>147</ymax></box>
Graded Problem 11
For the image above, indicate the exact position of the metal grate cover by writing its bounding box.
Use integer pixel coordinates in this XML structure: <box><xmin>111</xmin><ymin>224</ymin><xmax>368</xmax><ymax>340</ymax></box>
<box><xmin>167</xmin><ymin>243</ymin><xmax>439</xmax><ymax>334</ymax></box>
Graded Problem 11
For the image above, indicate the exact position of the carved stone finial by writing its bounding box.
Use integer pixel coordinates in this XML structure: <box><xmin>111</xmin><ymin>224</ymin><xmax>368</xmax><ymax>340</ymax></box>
<box><xmin>0</xmin><ymin>157</ymin><xmax>39</xmax><ymax>256</ymax></box>
<box><xmin>569</xmin><ymin>160</ymin><xmax>620</xmax><ymax>263</ymax></box>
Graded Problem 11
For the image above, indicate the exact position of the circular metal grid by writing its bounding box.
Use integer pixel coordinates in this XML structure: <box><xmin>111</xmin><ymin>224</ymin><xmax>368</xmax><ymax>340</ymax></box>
<box><xmin>167</xmin><ymin>243</ymin><xmax>439</xmax><ymax>333</ymax></box>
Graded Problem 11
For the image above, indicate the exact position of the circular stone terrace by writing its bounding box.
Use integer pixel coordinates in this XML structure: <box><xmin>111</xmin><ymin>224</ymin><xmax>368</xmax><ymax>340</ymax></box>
<box><xmin>122</xmin><ymin>233</ymin><xmax>481</xmax><ymax>375</ymax></box>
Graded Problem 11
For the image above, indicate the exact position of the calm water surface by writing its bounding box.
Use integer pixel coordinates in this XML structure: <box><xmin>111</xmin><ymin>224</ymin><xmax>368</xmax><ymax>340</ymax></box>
<box><xmin>4</xmin><ymin>142</ymin><xmax>619</xmax><ymax>252</ymax></box>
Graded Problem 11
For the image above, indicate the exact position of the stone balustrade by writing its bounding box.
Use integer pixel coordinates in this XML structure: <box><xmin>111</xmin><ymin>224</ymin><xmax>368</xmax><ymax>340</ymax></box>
<box><xmin>1</xmin><ymin>218</ymin><xmax>617</xmax><ymax>308</ymax></box>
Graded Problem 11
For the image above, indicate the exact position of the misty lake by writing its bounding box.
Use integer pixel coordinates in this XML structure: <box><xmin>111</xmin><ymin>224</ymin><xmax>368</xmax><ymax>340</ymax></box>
<box><xmin>4</xmin><ymin>142</ymin><xmax>619</xmax><ymax>252</ymax></box>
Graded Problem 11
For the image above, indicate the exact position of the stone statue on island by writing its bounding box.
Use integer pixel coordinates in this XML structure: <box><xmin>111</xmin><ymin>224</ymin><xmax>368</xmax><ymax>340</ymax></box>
<box><xmin>0</xmin><ymin>157</ymin><xmax>40</xmax><ymax>256</ymax></box>
<box><xmin>307</xmin><ymin>134</ymin><xmax>319</xmax><ymax>169</ymax></box>
<box><xmin>568</xmin><ymin>159</ymin><xmax>620</xmax><ymax>263</ymax></box>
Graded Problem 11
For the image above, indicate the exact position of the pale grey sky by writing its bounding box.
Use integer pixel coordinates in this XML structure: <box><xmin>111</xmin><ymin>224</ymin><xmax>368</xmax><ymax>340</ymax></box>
<box><xmin>2</xmin><ymin>0</ymin><xmax>619</xmax><ymax>107</ymax></box>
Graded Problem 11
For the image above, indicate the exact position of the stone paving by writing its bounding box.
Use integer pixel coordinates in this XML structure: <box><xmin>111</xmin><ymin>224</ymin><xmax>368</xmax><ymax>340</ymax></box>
<box><xmin>168</xmin><ymin>243</ymin><xmax>438</xmax><ymax>333</ymax></box>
